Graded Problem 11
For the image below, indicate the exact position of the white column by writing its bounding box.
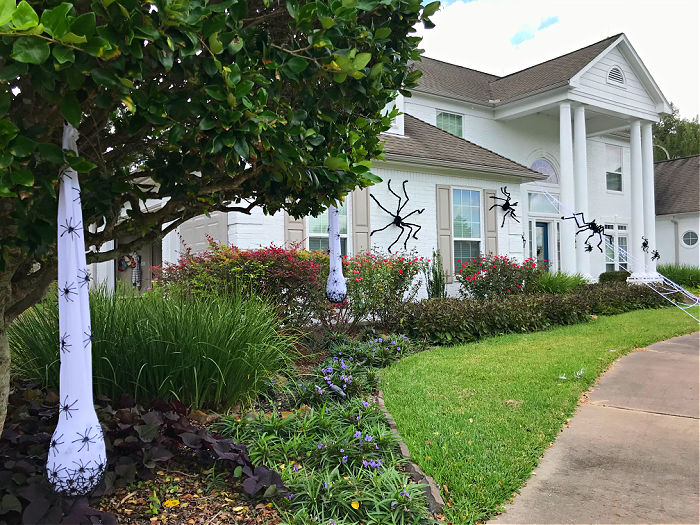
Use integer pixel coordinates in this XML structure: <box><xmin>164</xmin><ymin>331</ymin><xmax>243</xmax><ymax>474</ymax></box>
<box><xmin>641</xmin><ymin>122</ymin><xmax>658</xmax><ymax>276</ymax></box>
<box><xmin>573</xmin><ymin>105</ymin><xmax>592</xmax><ymax>280</ymax></box>
<box><xmin>559</xmin><ymin>102</ymin><xmax>576</xmax><ymax>274</ymax></box>
<box><xmin>629</xmin><ymin>120</ymin><xmax>645</xmax><ymax>278</ymax></box>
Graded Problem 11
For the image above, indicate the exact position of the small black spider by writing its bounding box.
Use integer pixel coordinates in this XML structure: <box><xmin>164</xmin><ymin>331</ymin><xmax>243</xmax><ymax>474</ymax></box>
<box><xmin>72</xmin><ymin>185</ymin><xmax>82</xmax><ymax>203</ymax></box>
<box><xmin>651</xmin><ymin>250</ymin><xmax>661</xmax><ymax>261</ymax></box>
<box><xmin>59</xmin><ymin>395</ymin><xmax>78</xmax><ymax>420</ymax></box>
<box><xmin>78</xmin><ymin>268</ymin><xmax>92</xmax><ymax>288</ymax></box>
<box><xmin>72</xmin><ymin>459</ymin><xmax>90</xmax><ymax>476</ymax></box>
<box><xmin>489</xmin><ymin>186</ymin><xmax>520</xmax><ymax>227</ymax></box>
<box><xmin>370</xmin><ymin>180</ymin><xmax>425</xmax><ymax>253</ymax></box>
<box><xmin>72</xmin><ymin>426</ymin><xmax>98</xmax><ymax>453</ymax></box>
<box><xmin>641</xmin><ymin>236</ymin><xmax>649</xmax><ymax>253</ymax></box>
<box><xmin>60</xmin><ymin>217</ymin><xmax>82</xmax><ymax>240</ymax></box>
<box><xmin>561</xmin><ymin>212</ymin><xmax>612</xmax><ymax>252</ymax></box>
<box><xmin>60</xmin><ymin>281</ymin><xmax>77</xmax><ymax>303</ymax></box>
<box><xmin>49</xmin><ymin>433</ymin><xmax>64</xmax><ymax>456</ymax></box>
<box><xmin>47</xmin><ymin>463</ymin><xmax>64</xmax><ymax>481</ymax></box>
<box><xmin>59</xmin><ymin>333</ymin><xmax>71</xmax><ymax>354</ymax></box>
<box><xmin>584</xmin><ymin>243</ymin><xmax>594</xmax><ymax>252</ymax></box>
<box><xmin>83</xmin><ymin>327</ymin><xmax>93</xmax><ymax>348</ymax></box>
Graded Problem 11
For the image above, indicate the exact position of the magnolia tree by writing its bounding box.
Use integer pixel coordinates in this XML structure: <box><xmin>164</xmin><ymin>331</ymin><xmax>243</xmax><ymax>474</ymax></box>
<box><xmin>0</xmin><ymin>0</ymin><xmax>439</xmax><ymax>433</ymax></box>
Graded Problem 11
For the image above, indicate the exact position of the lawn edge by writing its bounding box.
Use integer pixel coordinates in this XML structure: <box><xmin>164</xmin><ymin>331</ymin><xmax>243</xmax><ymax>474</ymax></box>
<box><xmin>376</xmin><ymin>382</ymin><xmax>446</xmax><ymax>515</ymax></box>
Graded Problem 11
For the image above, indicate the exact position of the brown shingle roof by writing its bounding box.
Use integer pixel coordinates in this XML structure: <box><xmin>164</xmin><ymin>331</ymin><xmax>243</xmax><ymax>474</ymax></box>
<box><xmin>654</xmin><ymin>155</ymin><xmax>700</xmax><ymax>215</ymax></box>
<box><xmin>413</xmin><ymin>34</ymin><xmax>623</xmax><ymax>105</ymax></box>
<box><xmin>381</xmin><ymin>114</ymin><xmax>545</xmax><ymax>180</ymax></box>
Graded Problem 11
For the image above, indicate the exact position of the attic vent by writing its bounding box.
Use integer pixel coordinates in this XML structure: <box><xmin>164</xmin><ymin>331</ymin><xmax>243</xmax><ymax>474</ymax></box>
<box><xmin>607</xmin><ymin>66</ymin><xmax>625</xmax><ymax>85</ymax></box>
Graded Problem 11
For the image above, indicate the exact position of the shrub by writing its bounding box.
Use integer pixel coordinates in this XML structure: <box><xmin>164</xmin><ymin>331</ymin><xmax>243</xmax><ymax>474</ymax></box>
<box><xmin>397</xmin><ymin>284</ymin><xmax>667</xmax><ymax>345</ymax></box>
<box><xmin>329</xmin><ymin>332</ymin><xmax>418</xmax><ymax>368</ymax></box>
<box><xmin>657</xmin><ymin>264</ymin><xmax>700</xmax><ymax>287</ymax></box>
<box><xmin>456</xmin><ymin>254</ymin><xmax>543</xmax><ymax>300</ymax></box>
<box><xmin>10</xmin><ymin>287</ymin><xmax>293</xmax><ymax>409</ymax></box>
<box><xmin>422</xmin><ymin>249</ymin><xmax>447</xmax><ymax>299</ymax></box>
<box><xmin>599</xmin><ymin>270</ymin><xmax>629</xmax><ymax>283</ymax></box>
<box><xmin>535</xmin><ymin>272</ymin><xmax>588</xmax><ymax>294</ymax></box>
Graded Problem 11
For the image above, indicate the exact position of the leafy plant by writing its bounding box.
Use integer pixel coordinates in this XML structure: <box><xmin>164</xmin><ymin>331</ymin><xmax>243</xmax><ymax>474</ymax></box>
<box><xmin>657</xmin><ymin>264</ymin><xmax>700</xmax><ymax>287</ymax></box>
<box><xmin>456</xmin><ymin>254</ymin><xmax>544</xmax><ymax>300</ymax></box>
<box><xmin>535</xmin><ymin>272</ymin><xmax>588</xmax><ymax>294</ymax></box>
<box><xmin>598</xmin><ymin>270</ymin><xmax>629</xmax><ymax>283</ymax></box>
<box><xmin>10</xmin><ymin>287</ymin><xmax>294</xmax><ymax>409</ymax></box>
<box><xmin>422</xmin><ymin>249</ymin><xmax>447</xmax><ymax>299</ymax></box>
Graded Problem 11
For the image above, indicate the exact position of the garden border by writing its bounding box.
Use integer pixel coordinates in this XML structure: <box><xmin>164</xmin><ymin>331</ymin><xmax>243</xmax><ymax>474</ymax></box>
<box><xmin>376</xmin><ymin>386</ymin><xmax>445</xmax><ymax>515</ymax></box>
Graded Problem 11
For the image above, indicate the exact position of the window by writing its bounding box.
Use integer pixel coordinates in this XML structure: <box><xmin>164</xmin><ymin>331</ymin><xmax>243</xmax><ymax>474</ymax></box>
<box><xmin>453</xmin><ymin>189</ymin><xmax>481</xmax><ymax>271</ymax></box>
<box><xmin>530</xmin><ymin>158</ymin><xmax>558</xmax><ymax>184</ymax></box>
<box><xmin>436</xmin><ymin>111</ymin><xmax>463</xmax><ymax>137</ymax></box>
<box><xmin>528</xmin><ymin>192</ymin><xmax>559</xmax><ymax>215</ymax></box>
<box><xmin>607</xmin><ymin>66</ymin><xmax>625</xmax><ymax>86</ymax></box>
<box><xmin>605</xmin><ymin>145</ymin><xmax>623</xmax><ymax>192</ymax></box>
<box><xmin>604</xmin><ymin>224</ymin><xmax>628</xmax><ymax>272</ymax></box>
<box><xmin>682</xmin><ymin>230</ymin><xmax>698</xmax><ymax>247</ymax></box>
<box><xmin>308</xmin><ymin>203</ymin><xmax>348</xmax><ymax>255</ymax></box>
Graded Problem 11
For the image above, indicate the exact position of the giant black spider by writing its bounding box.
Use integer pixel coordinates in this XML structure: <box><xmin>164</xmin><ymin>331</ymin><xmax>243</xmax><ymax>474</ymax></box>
<box><xmin>370</xmin><ymin>180</ymin><xmax>425</xmax><ymax>253</ymax></box>
<box><xmin>59</xmin><ymin>395</ymin><xmax>78</xmax><ymax>420</ymax></box>
<box><xmin>72</xmin><ymin>426</ymin><xmax>99</xmax><ymax>453</ymax></box>
<box><xmin>641</xmin><ymin>236</ymin><xmax>649</xmax><ymax>253</ymax></box>
<box><xmin>489</xmin><ymin>186</ymin><xmax>520</xmax><ymax>227</ymax></box>
<box><xmin>651</xmin><ymin>250</ymin><xmax>661</xmax><ymax>261</ymax></box>
<box><xmin>561</xmin><ymin>212</ymin><xmax>612</xmax><ymax>252</ymax></box>
<box><xmin>60</xmin><ymin>217</ymin><xmax>82</xmax><ymax>240</ymax></box>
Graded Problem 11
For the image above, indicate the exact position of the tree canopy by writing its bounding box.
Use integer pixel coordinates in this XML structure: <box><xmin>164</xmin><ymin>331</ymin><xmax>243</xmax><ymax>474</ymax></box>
<box><xmin>653</xmin><ymin>103</ymin><xmax>700</xmax><ymax>161</ymax></box>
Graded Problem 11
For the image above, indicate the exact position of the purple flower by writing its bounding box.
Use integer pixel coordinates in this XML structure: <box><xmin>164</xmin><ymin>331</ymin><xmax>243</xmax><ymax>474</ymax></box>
<box><xmin>364</xmin><ymin>435</ymin><xmax>373</xmax><ymax>442</ymax></box>
<box><xmin>391</xmin><ymin>501</ymin><xmax>397</xmax><ymax>509</ymax></box>
<box><xmin>362</xmin><ymin>459</ymin><xmax>368</xmax><ymax>467</ymax></box>
<box><xmin>400</xmin><ymin>490</ymin><xmax>411</xmax><ymax>499</ymax></box>
<box><xmin>362</xmin><ymin>400</ymin><xmax>369</xmax><ymax>408</ymax></box>
<box><xmin>292</xmin><ymin>464</ymin><xmax>299</xmax><ymax>472</ymax></box>
<box><xmin>286</xmin><ymin>493</ymin><xmax>295</xmax><ymax>501</ymax></box>
<box><xmin>318</xmin><ymin>443</ymin><xmax>324</xmax><ymax>449</ymax></box>
<box><xmin>340</xmin><ymin>448</ymin><xmax>344</xmax><ymax>452</ymax></box>
<box><xmin>342</xmin><ymin>455</ymin><xmax>348</xmax><ymax>463</ymax></box>
<box><xmin>354</xmin><ymin>431</ymin><xmax>362</xmax><ymax>438</ymax></box>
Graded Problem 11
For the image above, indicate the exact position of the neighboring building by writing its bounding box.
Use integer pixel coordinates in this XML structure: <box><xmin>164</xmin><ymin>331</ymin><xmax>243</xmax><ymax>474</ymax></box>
<box><xmin>654</xmin><ymin>155</ymin><xmax>700</xmax><ymax>267</ymax></box>
<box><xmin>93</xmin><ymin>33</ymin><xmax>672</xmax><ymax>292</ymax></box>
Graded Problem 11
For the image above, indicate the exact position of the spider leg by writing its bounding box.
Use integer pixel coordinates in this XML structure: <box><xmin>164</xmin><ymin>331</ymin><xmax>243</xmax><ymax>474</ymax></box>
<box><xmin>398</xmin><ymin>180</ymin><xmax>411</xmax><ymax>214</ymax></box>
<box><xmin>506</xmin><ymin>209</ymin><xmax>520</xmax><ymax>224</ymax></box>
<box><xmin>488</xmin><ymin>203</ymin><xmax>499</xmax><ymax>211</ymax></box>
<box><xmin>387</xmin><ymin>224</ymin><xmax>405</xmax><ymax>254</ymax></box>
<box><xmin>401</xmin><ymin>208</ymin><xmax>425</xmax><ymax>220</ymax></box>
<box><xmin>584</xmin><ymin>232</ymin><xmax>596</xmax><ymax>245</ymax></box>
<box><xmin>490</xmin><ymin>196</ymin><xmax>506</xmax><ymax>203</ymax></box>
<box><xmin>502</xmin><ymin>186</ymin><xmax>511</xmax><ymax>199</ymax></box>
<box><xmin>370</xmin><ymin>222</ymin><xmax>394</xmax><ymax>237</ymax></box>
<box><xmin>387</xmin><ymin>180</ymin><xmax>403</xmax><ymax>215</ymax></box>
<box><xmin>370</xmin><ymin>193</ymin><xmax>397</xmax><ymax>218</ymax></box>
<box><xmin>404</xmin><ymin>222</ymin><xmax>422</xmax><ymax>239</ymax></box>
<box><xmin>596</xmin><ymin>234</ymin><xmax>604</xmax><ymax>252</ymax></box>
<box><xmin>402</xmin><ymin>223</ymin><xmax>414</xmax><ymax>251</ymax></box>
<box><xmin>562</xmin><ymin>212</ymin><xmax>587</xmax><ymax>228</ymax></box>
<box><xmin>501</xmin><ymin>212</ymin><xmax>507</xmax><ymax>228</ymax></box>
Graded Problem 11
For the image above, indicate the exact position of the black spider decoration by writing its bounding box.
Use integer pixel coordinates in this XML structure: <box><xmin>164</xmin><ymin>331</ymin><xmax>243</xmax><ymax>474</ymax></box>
<box><xmin>73</xmin><ymin>185</ymin><xmax>82</xmax><ymax>203</ymax></box>
<box><xmin>489</xmin><ymin>186</ymin><xmax>520</xmax><ymax>227</ymax></box>
<box><xmin>60</xmin><ymin>217</ymin><xmax>82</xmax><ymax>240</ymax></box>
<box><xmin>72</xmin><ymin>426</ymin><xmax>99</xmax><ymax>453</ymax></box>
<box><xmin>49</xmin><ymin>433</ymin><xmax>64</xmax><ymax>456</ymax></box>
<box><xmin>370</xmin><ymin>180</ymin><xmax>425</xmax><ymax>253</ymax></box>
<box><xmin>641</xmin><ymin>236</ymin><xmax>649</xmax><ymax>253</ymax></box>
<box><xmin>651</xmin><ymin>250</ymin><xmax>661</xmax><ymax>261</ymax></box>
<box><xmin>60</xmin><ymin>281</ymin><xmax>77</xmax><ymax>303</ymax></box>
<box><xmin>83</xmin><ymin>326</ymin><xmax>93</xmax><ymax>348</ymax></box>
<box><xmin>561</xmin><ymin>212</ymin><xmax>612</xmax><ymax>252</ymax></box>
<box><xmin>59</xmin><ymin>395</ymin><xmax>78</xmax><ymax>420</ymax></box>
<box><xmin>59</xmin><ymin>333</ymin><xmax>71</xmax><ymax>354</ymax></box>
<box><xmin>78</xmin><ymin>268</ymin><xmax>92</xmax><ymax>288</ymax></box>
<box><xmin>584</xmin><ymin>243</ymin><xmax>594</xmax><ymax>252</ymax></box>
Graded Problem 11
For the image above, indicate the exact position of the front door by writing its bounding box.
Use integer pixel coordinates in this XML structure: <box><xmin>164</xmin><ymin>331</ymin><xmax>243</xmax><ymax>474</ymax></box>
<box><xmin>535</xmin><ymin>222</ymin><xmax>549</xmax><ymax>270</ymax></box>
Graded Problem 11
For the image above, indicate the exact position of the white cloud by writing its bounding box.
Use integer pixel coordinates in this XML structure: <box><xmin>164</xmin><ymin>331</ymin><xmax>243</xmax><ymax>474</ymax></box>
<box><xmin>416</xmin><ymin>0</ymin><xmax>699</xmax><ymax>118</ymax></box>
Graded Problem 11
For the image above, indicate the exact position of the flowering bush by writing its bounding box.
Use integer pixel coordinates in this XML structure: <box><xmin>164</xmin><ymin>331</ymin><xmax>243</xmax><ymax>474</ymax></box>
<box><xmin>456</xmin><ymin>253</ymin><xmax>544</xmax><ymax>300</ymax></box>
<box><xmin>329</xmin><ymin>332</ymin><xmax>418</xmax><ymax>368</ymax></box>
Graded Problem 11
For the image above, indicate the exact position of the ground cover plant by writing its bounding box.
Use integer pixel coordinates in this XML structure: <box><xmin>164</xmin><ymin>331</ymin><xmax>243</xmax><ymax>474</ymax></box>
<box><xmin>10</xmin><ymin>287</ymin><xmax>293</xmax><ymax>409</ymax></box>
<box><xmin>381</xmin><ymin>307</ymin><xmax>700</xmax><ymax>524</ymax></box>
<box><xmin>533</xmin><ymin>271</ymin><xmax>587</xmax><ymax>294</ymax></box>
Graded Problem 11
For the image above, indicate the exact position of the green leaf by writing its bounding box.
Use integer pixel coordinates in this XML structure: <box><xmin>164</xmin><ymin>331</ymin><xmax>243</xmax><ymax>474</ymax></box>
<box><xmin>90</xmin><ymin>68</ymin><xmax>121</xmax><ymax>89</ymax></box>
<box><xmin>11</xmin><ymin>37</ymin><xmax>50</xmax><ymax>64</ymax></box>
<box><xmin>70</xmin><ymin>12</ymin><xmax>96</xmax><ymax>36</ymax></box>
<box><xmin>0</xmin><ymin>152</ymin><xmax>13</xmax><ymax>168</ymax></box>
<box><xmin>286</xmin><ymin>57</ymin><xmax>308</xmax><ymax>74</ymax></box>
<box><xmin>233</xmin><ymin>136</ymin><xmax>249</xmax><ymax>159</ymax></box>
<box><xmin>0</xmin><ymin>91</ymin><xmax>9</xmax><ymax>118</ymax></box>
<box><xmin>324</xmin><ymin>156</ymin><xmax>349</xmax><ymax>171</ymax></box>
<box><xmin>67</xmin><ymin>155</ymin><xmax>97</xmax><ymax>173</ymax></box>
<box><xmin>199</xmin><ymin>117</ymin><xmax>217</xmax><ymax>131</ymax></box>
<box><xmin>52</xmin><ymin>45</ymin><xmax>75</xmax><ymax>64</ymax></box>
<box><xmin>10</xmin><ymin>1</ymin><xmax>38</xmax><ymax>30</ymax></box>
<box><xmin>168</xmin><ymin>125</ymin><xmax>186</xmax><ymax>144</ymax></box>
<box><xmin>234</xmin><ymin>79</ymin><xmax>254</xmax><ymax>98</ymax></box>
<box><xmin>0</xmin><ymin>119</ymin><xmax>19</xmax><ymax>148</ymax></box>
<box><xmin>41</xmin><ymin>3</ymin><xmax>73</xmax><ymax>38</ymax></box>
<box><xmin>10</xmin><ymin>166</ymin><xmax>33</xmax><ymax>186</ymax></box>
<box><xmin>59</xmin><ymin>93</ymin><xmax>81</xmax><ymax>127</ymax></box>
<box><xmin>353</xmin><ymin>52</ymin><xmax>371</xmax><ymax>70</ymax></box>
<box><xmin>9</xmin><ymin>135</ymin><xmax>35</xmax><ymax>157</ymax></box>
<box><xmin>0</xmin><ymin>62</ymin><xmax>27</xmax><ymax>82</ymax></box>
<box><xmin>422</xmin><ymin>1</ymin><xmax>441</xmax><ymax>17</ymax></box>
<box><xmin>59</xmin><ymin>32</ymin><xmax>88</xmax><ymax>44</ymax></box>
<box><xmin>374</xmin><ymin>27</ymin><xmax>391</xmax><ymax>39</ymax></box>
<box><xmin>0</xmin><ymin>0</ymin><xmax>15</xmax><ymax>26</ymax></box>
<box><xmin>320</xmin><ymin>16</ymin><xmax>335</xmax><ymax>29</ymax></box>
<box><xmin>37</xmin><ymin>143</ymin><xmax>64</xmax><ymax>163</ymax></box>
<box><xmin>208</xmin><ymin>33</ymin><xmax>223</xmax><ymax>54</ymax></box>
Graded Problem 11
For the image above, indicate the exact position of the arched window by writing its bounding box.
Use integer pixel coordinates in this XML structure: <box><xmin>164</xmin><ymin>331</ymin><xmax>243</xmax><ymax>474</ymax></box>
<box><xmin>607</xmin><ymin>66</ymin><xmax>625</xmax><ymax>86</ymax></box>
<box><xmin>530</xmin><ymin>158</ymin><xmax>558</xmax><ymax>184</ymax></box>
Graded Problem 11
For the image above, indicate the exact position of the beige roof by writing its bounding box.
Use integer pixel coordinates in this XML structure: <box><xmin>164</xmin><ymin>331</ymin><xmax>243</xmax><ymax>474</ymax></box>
<box><xmin>654</xmin><ymin>155</ymin><xmax>700</xmax><ymax>215</ymax></box>
<box><xmin>414</xmin><ymin>34</ymin><xmax>623</xmax><ymax>105</ymax></box>
<box><xmin>381</xmin><ymin>115</ymin><xmax>545</xmax><ymax>180</ymax></box>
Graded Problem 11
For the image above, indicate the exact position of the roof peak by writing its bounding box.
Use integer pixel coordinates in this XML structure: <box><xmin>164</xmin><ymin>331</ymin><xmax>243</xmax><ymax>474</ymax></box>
<box><xmin>418</xmin><ymin>56</ymin><xmax>500</xmax><ymax>79</ymax></box>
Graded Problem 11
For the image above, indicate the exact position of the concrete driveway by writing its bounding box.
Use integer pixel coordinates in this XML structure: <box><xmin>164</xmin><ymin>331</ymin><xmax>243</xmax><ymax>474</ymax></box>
<box><xmin>491</xmin><ymin>332</ymin><xmax>699</xmax><ymax>524</ymax></box>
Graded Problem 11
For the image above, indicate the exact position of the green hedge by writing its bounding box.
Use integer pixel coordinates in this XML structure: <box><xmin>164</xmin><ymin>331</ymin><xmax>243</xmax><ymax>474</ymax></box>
<box><xmin>657</xmin><ymin>264</ymin><xmax>700</xmax><ymax>287</ymax></box>
<box><xmin>599</xmin><ymin>270</ymin><xmax>629</xmax><ymax>283</ymax></box>
<box><xmin>396</xmin><ymin>284</ymin><xmax>667</xmax><ymax>345</ymax></box>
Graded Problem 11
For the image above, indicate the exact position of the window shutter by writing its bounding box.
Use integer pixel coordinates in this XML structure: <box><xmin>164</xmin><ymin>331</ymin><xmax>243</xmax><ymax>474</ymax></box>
<box><xmin>284</xmin><ymin>212</ymin><xmax>306</xmax><ymax>247</ymax></box>
<box><xmin>484</xmin><ymin>189</ymin><xmax>499</xmax><ymax>255</ymax></box>
<box><xmin>435</xmin><ymin>185</ymin><xmax>454</xmax><ymax>282</ymax></box>
<box><xmin>352</xmin><ymin>187</ymin><xmax>371</xmax><ymax>254</ymax></box>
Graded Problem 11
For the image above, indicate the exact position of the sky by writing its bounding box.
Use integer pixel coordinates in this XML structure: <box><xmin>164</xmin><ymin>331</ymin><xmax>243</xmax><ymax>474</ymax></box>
<box><xmin>416</xmin><ymin>0</ymin><xmax>700</xmax><ymax>119</ymax></box>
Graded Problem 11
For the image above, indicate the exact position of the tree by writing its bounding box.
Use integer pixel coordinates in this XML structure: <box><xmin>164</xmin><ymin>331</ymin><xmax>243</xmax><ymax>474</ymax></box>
<box><xmin>0</xmin><ymin>0</ymin><xmax>441</xmax><ymax>433</ymax></box>
<box><xmin>653</xmin><ymin>103</ymin><xmax>700</xmax><ymax>161</ymax></box>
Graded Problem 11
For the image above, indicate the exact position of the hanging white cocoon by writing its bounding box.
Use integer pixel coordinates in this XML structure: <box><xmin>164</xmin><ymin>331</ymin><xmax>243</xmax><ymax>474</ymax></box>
<box><xmin>46</xmin><ymin>123</ymin><xmax>106</xmax><ymax>495</ymax></box>
<box><xmin>325</xmin><ymin>204</ymin><xmax>347</xmax><ymax>303</ymax></box>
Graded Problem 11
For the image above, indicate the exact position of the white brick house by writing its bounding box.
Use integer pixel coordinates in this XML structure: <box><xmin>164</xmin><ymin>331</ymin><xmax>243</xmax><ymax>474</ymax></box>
<box><xmin>94</xmin><ymin>33</ymin><xmax>673</xmax><ymax>291</ymax></box>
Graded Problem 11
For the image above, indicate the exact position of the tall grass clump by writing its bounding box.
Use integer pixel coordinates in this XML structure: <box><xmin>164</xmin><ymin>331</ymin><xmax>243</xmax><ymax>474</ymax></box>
<box><xmin>535</xmin><ymin>272</ymin><xmax>588</xmax><ymax>294</ymax></box>
<box><xmin>657</xmin><ymin>264</ymin><xmax>700</xmax><ymax>287</ymax></box>
<box><xmin>422</xmin><ymin>249</ymin><xmax>447</xmax><ymax>299</ymax></box>
<box><xmin>10</xmin><ymin>287</ymin><xmax>294</xmax><ymax>410</ymax></box>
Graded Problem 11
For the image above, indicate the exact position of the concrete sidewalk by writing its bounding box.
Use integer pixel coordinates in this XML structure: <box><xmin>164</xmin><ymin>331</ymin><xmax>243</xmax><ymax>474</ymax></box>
<box><xmin>492</xmin><ymin>332</ymin><xmax>700</xmax><ymax>524</ymax></box>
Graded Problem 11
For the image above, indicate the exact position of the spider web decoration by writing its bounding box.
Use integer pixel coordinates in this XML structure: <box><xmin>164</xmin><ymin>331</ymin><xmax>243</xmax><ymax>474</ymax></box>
<box><xmin>370</xmin><ymin>180</ymin><xmax>425</xmax><ymax>253</ymax></box>
<box><xmin>325</xmin><ymin>204</ymin><xmax>347</xmax><ymax>303</ymax></box>
<box><xmin>46</xmin><ymin>123</ymin><xmax>106</xmax><ymax>496</ymax></box>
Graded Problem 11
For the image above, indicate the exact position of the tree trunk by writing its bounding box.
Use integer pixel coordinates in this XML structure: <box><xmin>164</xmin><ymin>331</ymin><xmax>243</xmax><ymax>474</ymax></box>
<box><xmin>0</xmin><ymin>274</ymin><xmax>12</xmax><ymax>437</ymax></box>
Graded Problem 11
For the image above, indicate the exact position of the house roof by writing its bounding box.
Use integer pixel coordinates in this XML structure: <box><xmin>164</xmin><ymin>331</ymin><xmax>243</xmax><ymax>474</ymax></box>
<box><xmin>381</xmin><ymin>114</ymin><xmax>545</xmax><ymax>180</ymax></box>
<box><xmin>654</xmin><ymin>155</ymin><xmax>700</xmax><ymax>215</ymax></box>
<box><xmin>414</xmin><ymin>34</ymin><xmax>623</xmax><ymax>105</ymax></box>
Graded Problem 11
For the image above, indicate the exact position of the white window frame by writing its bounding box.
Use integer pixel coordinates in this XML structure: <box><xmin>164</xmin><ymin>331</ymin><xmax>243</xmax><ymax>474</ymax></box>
<box><xmin>307</xmin><ymin>200</ymin><xmax>350</xmax><ymax>255</ymax></box>
<box><xmin>681</xmin><ymin>230</ymin><xmax>698</xmax><ymax>248</ymax></box>
<box><xmin>451</xmin><ymin>187</ymin><xmax>483</xmax><ymax>272</ymax></box>
<box><xmin>436</xmin><ymin>110</ymin><xmax>464</xmax><ymax>138</ymax></box>
<box><xmin>605</xmin><ymin>144</ymin><xmax>624</xmax><ymax>194</ymax></box>
<box><xmin>604</xmin><ymin>223</ymin><xmax>629</xmax><ymax>272</ymax></box>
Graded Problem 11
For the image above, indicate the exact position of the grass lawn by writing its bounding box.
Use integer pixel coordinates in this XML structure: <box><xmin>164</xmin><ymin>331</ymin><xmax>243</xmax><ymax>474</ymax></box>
<box><xmin>381</xmin><ymin>307</ymin><xmax>699</xmax><ymax>524</ymax></box>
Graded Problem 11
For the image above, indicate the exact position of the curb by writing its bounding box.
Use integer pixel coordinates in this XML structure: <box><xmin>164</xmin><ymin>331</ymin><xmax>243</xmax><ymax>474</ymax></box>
<box><xmin>376</xmin><ymin>388</ymin><xmax>445</xmax><ymax>515</ymax></box>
